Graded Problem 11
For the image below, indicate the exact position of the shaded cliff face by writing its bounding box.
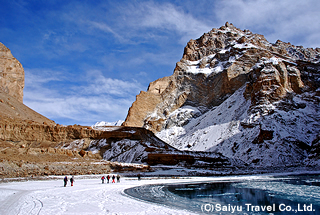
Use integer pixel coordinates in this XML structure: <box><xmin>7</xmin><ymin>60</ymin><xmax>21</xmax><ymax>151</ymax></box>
<box><xmin>0</xmin><ymin>42</ymin><xmax>24</xmax><ymax>103</ymax></box>
<box><xmin>124</xmin><ymin>23</ymin><xmax>320</xmax><ymax>167</ymax></box>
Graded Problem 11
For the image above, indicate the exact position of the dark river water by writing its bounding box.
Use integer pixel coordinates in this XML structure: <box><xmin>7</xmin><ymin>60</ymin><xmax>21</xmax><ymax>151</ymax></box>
<box><xmin>124</xmin><ymin>174</ymin><xmax>320</xmax><ymax>214</ymax></box>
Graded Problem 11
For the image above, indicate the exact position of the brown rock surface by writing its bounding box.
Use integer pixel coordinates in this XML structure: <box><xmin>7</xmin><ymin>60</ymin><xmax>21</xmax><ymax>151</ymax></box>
<box><xmin>0</xmin><ymin>121</ymin><xmax>101</xmax><ymax>145</ymax></box>
<box><xmin>0</xmin><ymin>140</ymin><xmax>149</xmax><ymax>179</ymax></box>
<box><xmin>0</xmin><ymin>43</ymin><xmax>186</xmax><ymax>177</ymax></box>
<box><xmin>0</xmin><ymin>90</ymin><xmax>55</xmax><ymax>126</ymax></box>
<box><xmin>123</xmin><ymin>91</ymin><xmax>162</xmax><ymax>128</ymax></box>
<box><xmin>0</xmin><ymin>42</ymin><xmax>24</xmax><ymax>103</ymax></box>
<box><xmin>0</xmin><ymin>42</ymin><xmax>55</xmax><ymax>126</ymax></box>
<box><xmin>123</xmin><ymin>22</ymin><xmax>320</xmax><ymax>133</ymax></box>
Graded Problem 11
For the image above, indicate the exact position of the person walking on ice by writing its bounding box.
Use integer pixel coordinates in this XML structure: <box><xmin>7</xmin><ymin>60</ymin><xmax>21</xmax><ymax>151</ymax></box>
<box><xmin>117</xmin><ymin>174</ymin><xmax>120</xmax><ymax>183</ymax></box>
<box><xmin>63</xmin><ymin>176</ymin><xmax>68</xmax><ymax>187</ymax></box>
<box><xmin>107</xmin><ymin>175</ymin><xmax>110</xmax><ymax>183</ymax></box>
<box><xmin>101</xmin><ymin>176</ymin><xmax>105</xmax><ymax>184</ymax></box>
<box><xmin>112</xmin><ymin>175</ymin><xmax>115</xmax><ymax>183</ymax></box>
<box><xmin>70</xmin><ymin>176</ymin><xmax>74</xmax><ymax>186</ymax></box>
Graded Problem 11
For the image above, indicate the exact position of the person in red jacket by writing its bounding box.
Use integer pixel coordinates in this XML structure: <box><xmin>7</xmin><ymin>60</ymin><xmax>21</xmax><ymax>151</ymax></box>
<box><xmin>101</xmin><ymin>176</ymin><xmax>105</xmax><ymax>184</ymax></box>
<box><xmin>112</xmin><ymin>175</ymin><xmax>115</xmax><ymax>183</ymax></box>
<box><xmin>70</xmin><ymin>176</ymin><xmax>74</xmax><ymax>186</ymax></box>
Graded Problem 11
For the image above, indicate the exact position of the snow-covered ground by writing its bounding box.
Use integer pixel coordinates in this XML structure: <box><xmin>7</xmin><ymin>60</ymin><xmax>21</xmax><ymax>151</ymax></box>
<box><xmin>0</xmin><ymin>176</ymin><xmax>213</xmax><ymax>215</ymax></box>
<box><xmin>1</xmin><ymin>172</ymin><xmax>320</xmax><ymax>215</ymax></box>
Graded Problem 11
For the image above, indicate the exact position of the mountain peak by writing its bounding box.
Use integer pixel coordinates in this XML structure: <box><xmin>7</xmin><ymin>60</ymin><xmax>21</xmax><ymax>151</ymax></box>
<box><xmin>124</xmin><ymin>23</ymin><xmax>319</xmax><ymax>132</ymax></box>
<box><xmin>123</xmin><ymin>23</ymin><xmax>320</xmax><ymax>167</ymax></box>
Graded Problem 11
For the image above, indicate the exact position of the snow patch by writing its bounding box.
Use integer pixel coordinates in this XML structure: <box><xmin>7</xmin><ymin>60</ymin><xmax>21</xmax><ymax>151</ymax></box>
<box><xmin>233</xmin><ymin>43</ymin><xmax>257</xmax><ymax>49</ymax></box>
<box><xmin>157</xmin><ymin>86</ymin><xmax>250</xmax><ymax>151</ymax></box>
<box><xmin>93</xmin><ymin>120</ymin><xmax>124</xmax><ymax>127</ymax></box>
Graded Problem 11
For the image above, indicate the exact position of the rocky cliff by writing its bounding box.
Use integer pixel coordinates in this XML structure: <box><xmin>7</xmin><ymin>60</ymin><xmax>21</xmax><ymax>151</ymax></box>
<box><xmin>124</xmin><ymin>22</ymin><xmax>319</xmax><ymax>132</ymax></box>
<box><xmin>0</xmin><ymin>43</ymin><xmax>55</xmax><ymax>126</ymax></box>
<box><xmin>124</xmin><ymin>22</ymin><xmax>320</xmax><ymax>168</ymax></box>
<box><xmin>0</xmin><ymin>90</ymin><xmax>56</xmax><ymax>126</ymax></box>
<box><xmin>0</xmin><ymin>42</ymin><xmax>24</xmax><ymax>103</ymax></box>
<box><xmin>0</xmin><ymin>43</ymin><xmax>155</xmax><ymax>178</ymax></box>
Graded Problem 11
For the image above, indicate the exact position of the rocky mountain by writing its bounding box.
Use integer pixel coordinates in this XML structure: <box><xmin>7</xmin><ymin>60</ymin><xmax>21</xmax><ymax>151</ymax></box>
<box><xmin>0</xmin><ymin>90</ymin><xmax>56</xmax><ymax>126</ymax></box>
<box><xmin>124</xmin><ymin>22</ymin><xmax>320</xmax><ymax>168</ymax></box>
<box><xmin>0</xmin><ymin>43</ymin><xmax>55</xmax><ymax>126</ymax></box>
<box><xmin>0</xmin><ymin>42</ymin><xmax>24</xmax><ymax>103</ymax></box>
<box><xmin>0</xmin><ymin>42</ymin><xmax>199</xmax><ymax>177</ymax></box>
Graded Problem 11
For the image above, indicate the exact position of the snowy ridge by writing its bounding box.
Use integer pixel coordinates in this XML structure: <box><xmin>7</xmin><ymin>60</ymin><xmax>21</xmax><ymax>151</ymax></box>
<box><xmin>89</xmin><ymin>139</ymin><xmax>149</xmax><ymax>163</ymax></box>
<box><xmin>86</xmin><ymin>127</ymin><xmax>180</xmax><ymax>164</ymax></box>
<box><xmin>156</xmin><ymin>86</ymin><xmax>251</xmax><ymax>151</ymax></box>
<box><xmin>93</xmin><ymin>120</ymin><xmax>124</xmax><ymax>127</ymax></box>
<box><xmin>182</xmin><ymin>24</ymin><xmax>270</xmax><ymax>76</ymax></box>
<box><xmin>92</xmin><ymin>120</ymin><xmax>124</xmax><ymax>131</ymax></box>
<box><xmin>151</xmin><ymin>24</ymin><xmax>320</xmax><ymax>168</ymax></box>
<box><xmin>157</xmin><ymin>81</ymin><xmax>320</xmax><ymax>167</ymax></box>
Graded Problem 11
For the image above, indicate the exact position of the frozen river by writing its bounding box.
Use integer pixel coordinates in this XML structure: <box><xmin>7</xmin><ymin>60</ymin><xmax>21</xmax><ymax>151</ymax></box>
<box><xmin>125</xmin><ymin>174</ymin><xmax>320</xmax><ymax>214</ymax></box>
<box><xmin>0</xmin><ymin>173</ymin><xmax>319</xmax><ymax>214</ymax></box>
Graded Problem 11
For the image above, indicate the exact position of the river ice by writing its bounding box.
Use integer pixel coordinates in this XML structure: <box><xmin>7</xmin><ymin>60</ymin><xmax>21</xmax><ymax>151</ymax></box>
<box><xmin>0</xmin><ymin>176</ymin><xmax>210</xmax><ymax>215</ymax></box>
<box><xmin>125</xmin><ymin>174</ymin><xmax>320</xmax><ymax>214</ymax></box>
<box><xmin>0</xmin><ymin>174</ymin><xmax>319</xmax><ymax>214</ymax></box>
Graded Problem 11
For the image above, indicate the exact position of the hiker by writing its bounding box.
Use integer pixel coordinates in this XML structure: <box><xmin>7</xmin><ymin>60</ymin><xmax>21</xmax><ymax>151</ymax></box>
<box><xmin>63</xmin><ymin>176</ymin><xmax>68</xmax><ymax>187</ymax></box>
<box><xmin>107</xmin><ymin>175</ymin><xmax>110</xmax><ymax>183</ymax></box>
<box><xmin>101</xmin><ymin>176</ymin><xmax>105</xmax><ymax>184</ymax></box>
<box><xmin>70</xmin><ymin>176</ymin><xmax>74</xmax><ymax>186</ymax></box>
<box><xmin>117</xmin><ymin>174</ymin><xmax>120</xmax><ymax>183</ymax></box>
<box><xmin>138</xmin><ymin>173</ymin><xmax>141</xmax><ymax>181</ymax></box>
<box><xmin>112</xmin><ymin>175</ymin><xmax>116</xmax><ymax>183</ymax></box>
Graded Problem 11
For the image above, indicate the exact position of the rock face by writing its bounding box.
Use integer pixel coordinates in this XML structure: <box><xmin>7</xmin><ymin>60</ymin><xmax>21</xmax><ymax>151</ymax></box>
<box><xmin>0</xmin><ymin>42</ymin><xmax>24</xmax><ymax>103</ymax></box>
<box><xmin>124</xmin><ymin>22</ymin><xmax>320</xmax><ymax>133</ymax></box>
<box><xmin>124</xmin><ymin>22</ymin><xmax>320</xmax><ymax>167</ymax></box>
<box><xmin>0</xmin><ymin>122</ymin><xmax>101</xmax><ymax>145</ymax></box>
<box><xmin>0</xmin><ymin>43</ymin><xmax>55</xmax><ymax>126</ymax></box>
<box><xmin>0</xmin><ymin>90</ymin><xmax>56</xmax><ymax>125</ymax></box>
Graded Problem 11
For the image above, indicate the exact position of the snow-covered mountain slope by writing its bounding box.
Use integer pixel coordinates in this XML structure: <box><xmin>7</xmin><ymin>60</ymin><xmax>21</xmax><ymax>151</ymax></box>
<box><xmin>156</xmin><ymin>85</ymin><xmax>250</xmax><ymax>151</ymax></box>
<box><xmin>157</xmin><ymin>83</ymin><xmax>320</xmax><ymax>167</ymax></box>
<box><xmin>124</xmin><ymin>22</ymin><xmax>320</xmax><ymax>168</ymax></box>
<box><xmin>93</xmin><ymin>120</ymin><xmax>124</xmax><ymax>127</ymax></box>
<box><xmin>85</xmin><ymin>126</ymin><xmax>239</xmax><ymax>168</ymax></box>
<box><xmin>124</xmin><ymin>22</ymin><xmax>320</xmax><ymax>133</ymax></box>
<box><xmin>87</xmin><ymin>127</ymin><xmax>178</xmax><ymax>163</ymax></box>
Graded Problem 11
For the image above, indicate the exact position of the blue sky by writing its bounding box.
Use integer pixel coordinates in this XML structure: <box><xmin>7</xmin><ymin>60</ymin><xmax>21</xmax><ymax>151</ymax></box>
<box><xmin>1</xmin><ymin>0</ymin><xmax>319</xmax><ymax>126</ymax></box>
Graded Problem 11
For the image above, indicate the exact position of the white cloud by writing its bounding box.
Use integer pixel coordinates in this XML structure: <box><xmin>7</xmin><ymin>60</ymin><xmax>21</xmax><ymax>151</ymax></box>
<box><xmin>25</xmin><ymin>95</ymin><xmax>133</xmax><ymax>125</ymax></box>
<box><xmin>214</xmin><ymin>0</ymin><xmax>320</xmax><ymax>47</ymax></box>
<box><xmin>25</xmin><ymin>68</ymin><xmax>62</xmax><ymax>85</ymax></box>
<box><xmin>86</xmin><ymin>21</ymin><xmax>126</xmax><ymax>42</ymax></box>
<box><xmin>78</xmin><ymin>70</ymin><xmax>142</xmax><ymax>97</ymax></box>
<box><xmin>24</xmin><ymin>68</ymin><xmax>139</xmax><ymax>125</ymax></box>
<box><xmin>142</xmin><ymin>4</ymin><xmax>205</xmax><ymax>31</ymax></box>
<box><xmin>64</xmin><ymin>1</ymin><xmax>211</xmax><ymax>44</ymax></box>
<box><xmin>19</xmin><ymin>0</ymin><xmax>320</xmax><ymax>127</ymax></box>
<box><xmin>123</xmin><ymin>2</ymin><xmax>212</xmax><ymax>43</ymax></box>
